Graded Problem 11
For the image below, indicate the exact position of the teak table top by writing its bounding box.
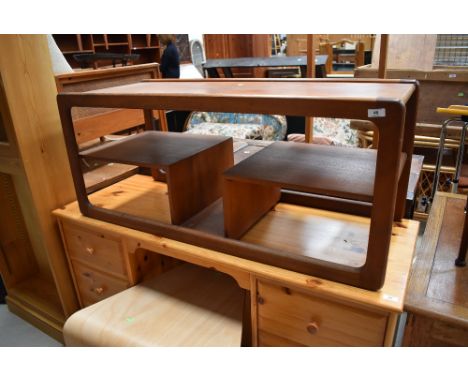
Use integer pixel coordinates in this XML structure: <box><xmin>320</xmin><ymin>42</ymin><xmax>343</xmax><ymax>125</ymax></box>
<box><xmin>80</xmin><ymin>131</ymin><xmax>231</xmax><ymax>168</ymax></box>
<box><xmin>59</xmin><ymin>79</ymin><xmax>416</xmax><ymax>118</ymax></box>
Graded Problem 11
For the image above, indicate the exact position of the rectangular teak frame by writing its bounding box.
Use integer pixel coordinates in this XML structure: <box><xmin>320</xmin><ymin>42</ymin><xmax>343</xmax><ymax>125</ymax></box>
<box><xmin>57</xmin><ymin>78</ymin><xmax>419</xmax><ymax>291</ymax></box>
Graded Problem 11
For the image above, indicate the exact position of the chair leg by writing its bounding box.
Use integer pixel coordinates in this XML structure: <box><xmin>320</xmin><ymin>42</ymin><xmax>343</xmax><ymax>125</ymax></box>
<box><xmin>431</xmin><ymin>119</ymin><xmax>450</xmax><ymax>203</ymax></box>
<box><xmin>452</xmin><ymin>122</ymin><xmax>468</xmax><ymax>193</ymax></box>
<box><xmin>456</xmin><ymin>197</ymin><xmax>468</xmax><ymax>267</ymax></box>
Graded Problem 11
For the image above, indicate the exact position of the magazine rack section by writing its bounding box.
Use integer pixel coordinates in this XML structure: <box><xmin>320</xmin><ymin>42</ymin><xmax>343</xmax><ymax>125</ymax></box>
<box><xmin>57</xmin><ymin>78</ymin><xmax>419</xmax><ymax>291</ymax></box>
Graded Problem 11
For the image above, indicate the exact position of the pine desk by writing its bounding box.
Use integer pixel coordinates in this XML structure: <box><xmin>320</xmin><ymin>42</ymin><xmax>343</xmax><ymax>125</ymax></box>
<box><xmin>53</xmin><ymin>176</ymin><xmax>418</xmax><ymax>346</ymax></box>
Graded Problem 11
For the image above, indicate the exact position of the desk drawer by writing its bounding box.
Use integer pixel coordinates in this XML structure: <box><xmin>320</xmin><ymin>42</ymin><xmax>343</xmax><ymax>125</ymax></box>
<box><xmin>72</xmin><ymin>261</ymin><xmax>129</xmax><ymax>307</ymax></box>
<box><xmin>62</xmin><ymin>223</ymin><xmax>127</xmax><ymax>277</ymax></box>
<box><xmin>257</xmin><ymin>281</ymin><xmax>387</xmax><ymax>346</ymax></box>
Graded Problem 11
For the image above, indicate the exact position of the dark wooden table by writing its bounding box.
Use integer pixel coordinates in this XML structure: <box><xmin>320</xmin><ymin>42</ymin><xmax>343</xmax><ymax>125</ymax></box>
<box><xmin>404</xmin><ymin>192</ymin><xmax>468</xmax><ymax>346</ymax></box>
<box><xmin>203</xmin><ymin>55</ymin><xmax>328</xmax><ymax>78</ymax></box>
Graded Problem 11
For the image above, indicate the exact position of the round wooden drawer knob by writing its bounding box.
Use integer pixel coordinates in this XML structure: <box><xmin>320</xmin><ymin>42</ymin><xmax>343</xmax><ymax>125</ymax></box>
<box><xmin>306</xmin><ymin>322</ymin><xmax>319</xmax><ymax>335</ymax></box>
<box><xmin>85</xmin><ymin>247</ymin><xmax>95</xmax><ymax>255</ymax></box>
<box><xmin>94</xmin><ymin>287</ymin><xmax>104</xmax><ymax>295</ymax></box>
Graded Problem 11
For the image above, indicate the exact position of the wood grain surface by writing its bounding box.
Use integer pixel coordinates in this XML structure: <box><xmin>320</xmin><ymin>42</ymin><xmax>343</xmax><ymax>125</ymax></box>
<box><xmin>78</xmin><ymin>80</ymin><xmax>415</xmax><ymax>102</ymax></box>
<box><xmin>54</xmin><ymin>174</ymin><xmax>418</xmax><ymax>313</ymax></box>
<box><xmin>64</xmin><ymin>263</ymin><xmax>244</xmax><ymax>346</ymax></box>
<box><xmin>57</xmin><ymin>78</ymin><xmax>417</xmax><ymax>290</ymax></box>
<box><xmin>59</xmin><ymin>80</ymin><xmax>416</xmax><ymax>121</ymax></box>
<box><xmin>405</xmin><ymin>192</ymin><xmax>468</xmax><ymax>328</ymax></box>
<box><xmin>80</xmin><ymin>131</ymin><xmax>231</xmax><ymax>168</ymax></box>
<box><xmin>224</xmin><ymin>141</ymin><xmax>404</xmax><ymax>203</ymax></box>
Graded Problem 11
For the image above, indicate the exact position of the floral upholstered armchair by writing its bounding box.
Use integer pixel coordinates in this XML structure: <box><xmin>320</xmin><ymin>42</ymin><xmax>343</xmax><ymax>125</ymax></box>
<box><xmin>287</xmin><ymin>118</ymin><xmax>360</xmax><ymax>147</ymax></box>
<box><xmin>184</xmin><ymin>112</ymin><xmax>288</xmax><ymax>141</ymax></box>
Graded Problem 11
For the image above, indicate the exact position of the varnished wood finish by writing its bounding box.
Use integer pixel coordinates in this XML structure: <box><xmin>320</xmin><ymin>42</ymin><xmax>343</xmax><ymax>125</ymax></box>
<box><xmin>61</xmin><ymin>223</ymin><xmax>128</xmax><ymax>278</ymax></box>
<box><xmin>0</xmin><ymin>173</ymin><xmax>38</xmax><ymax>287</ymax></box>
<box><xmin>0</xmin><ymin>36</ymin><xmax>80</xmax><ymax>339</ymax></box>
<box><xmin>305</xmin><ymin>34</ymin><xmax>315</xmax><ymax>144</ymax></box>
<box><xmin>256</xmin><ymin>279</ymin><xmax>388</xmax><ymax>346</ymax></box>
<box><xmin>71</xmin><ymin>260</ymin><xmax>130</xmax><ymax>307</ymax></box>
<box><xmin>370</xmin><ymin>35</ymin><xmax>437</xmax><ymax>72</ymax></box>
<box><xmin>83</xmin><ymin>163</ymin><xmax>138</xmax><ymax>194</ymax></box>
<box><xmin>404</xmin><ymin>192</ymin><xmax>468</xmax><ymax>346</ymax></box>
<box><xmin>53</xmin><ymin>35</ymin><xmax>162</xmax><ymax>69</ymax></box>
<box><xmin>223</xmin><ymin>179</ymin><xmax>281</xmax><ymax>239</ymax></box>
<box><xmin>63</xmin><ymin>263</ymin><xmax>244</xmax><ymax>346</ymax></box>
<box><xmin>203</xmin><ymin>34</ymin><xmax>271</xmax><ymax>78</ymax></box>
<box><xmin>54</xmin><ymin>176</ymin><xmax>418</xmax><ymax>313</ymax></box>
<box><xmin>456</xmin><ymin>196</ymin><xmax>468</xmax><ymax>266</ymax></box>
<box><xmin>73</xmin><ymin>109</ymin><xmax>145</xmax><ymax>145</ymax></box>
<box><xmin>55</xmin><ymin>63</ymin><xmax>167</xmax><ymax>139</ymax></box>
<box><xmin>203</xmin><ymin>55</ymin><xmax>328</xmax><ymax>79</ymax></box>
<box><xmin>80</xmin><ymin>131</ymin><xmax>233</xmax><ymax>225</ymax></box>
<box><xmin>57</xmin><ymin>78</ymin><xmax>418</xmax><ymax>290</ymax></box>
<box><xmin>224</xmin><ymin>141</ymin><xmax>406</xmax><ymax>244</ymax></box>
<box><xmin>405</xmin><ymin>193</ymin><xmax>468</xmax><ymax>335</ymax></box>
<box><xmin>55</xmin><ymin>192</ymin><xmax>418</xmax><ymax>346</ymax></box>
<box><xmin>378</xmin><ymin>34</ymin><xmax>389</xmax><ymax>79</ymax></box>
<box><xmin>224</xmin><ymin>142</ymin><xmax>401</xmax><ymax>203</ymax></box>
<box><xmin>355</xmin><ymin>67</ymin><xmax>468</xmax><ymax>125</ymax></box>
<box><xmin>80</xmin><ymin>131</ymin><xmax>230</xmax><ymax>168</ymax></box>
<box><xmin>404</xmin><ymin>314</ymin><xmax>468</xmax><ymax>346</ymax></box>
<box><xmin>61</xmin><ymin>80</ymin><xmax>416</xmax><ymax>110</ymax></box>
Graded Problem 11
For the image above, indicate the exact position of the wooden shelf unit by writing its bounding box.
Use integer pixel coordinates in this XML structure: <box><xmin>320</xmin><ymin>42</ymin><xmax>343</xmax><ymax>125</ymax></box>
<box><xmin>0</xmin><ymin>36</ymin><xmax>81</xmax><ymax>342</ymax></box>
<box><xmin>53</xmin><ymin>34</ymin><xmax>162</xmax><ymax>68</ymax></box>
<box><xmin>57</xmin><ymin>78</ymin><xmax>419</xmax><ymax>291</ymax></box>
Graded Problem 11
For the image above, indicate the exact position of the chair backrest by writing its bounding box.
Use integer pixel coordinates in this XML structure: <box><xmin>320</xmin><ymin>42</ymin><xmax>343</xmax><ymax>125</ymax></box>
<box><xmin>319</xmin><ymin>38</ymin><xmax>365</xmax><ymax>74</ymax></box>
<box><xmin>55</xmin><ymin>63</ymin><xmax>166</xmax><ymax>144</ymax></box>
<box><xmin>190</xmin><ymin>40</ymin><xmax>205</xmax><ymax>77</ymax></box>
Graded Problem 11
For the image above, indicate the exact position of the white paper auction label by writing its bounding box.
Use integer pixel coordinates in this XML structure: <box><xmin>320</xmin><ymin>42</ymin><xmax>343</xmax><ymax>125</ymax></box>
<box><xmin>368</xmin><ymin>108</ymin><xmax>386</xmax><ymax>118</ymax></box>
<box><xmin>383</xmin><ymin>294</ymin><xmax>399</xmax><ymax>302</ymax></box>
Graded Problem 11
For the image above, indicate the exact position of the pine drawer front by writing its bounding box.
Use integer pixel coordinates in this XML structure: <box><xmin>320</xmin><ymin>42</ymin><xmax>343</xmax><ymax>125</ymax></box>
<box><xmin>62</xmin><ymin>223</ymin><xmax>127</xmax><ymax>277</ymax></box>
<box><xmin>72</xmin><ymin>261</ymin><xmax>129</xmax><ymax>307</ymax></box>
<box><xmin>257</xmin><ymin>281</ymin><xmax>388</xmax><ymax>346</ymax></box>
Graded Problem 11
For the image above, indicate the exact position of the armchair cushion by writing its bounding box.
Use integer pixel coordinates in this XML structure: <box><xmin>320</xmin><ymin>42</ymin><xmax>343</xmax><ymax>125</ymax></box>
<box><xmin>185</xmin><ymin>112</ymin><xmax>287</xmax><ymax>141</ymax></box>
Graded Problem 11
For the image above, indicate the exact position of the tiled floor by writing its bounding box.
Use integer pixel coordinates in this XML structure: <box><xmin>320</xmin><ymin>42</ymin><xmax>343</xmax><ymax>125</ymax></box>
<box><xmin>0</xmin><ymin>304</ymin><xmax>61</xmax><ymax>347</ymax></box>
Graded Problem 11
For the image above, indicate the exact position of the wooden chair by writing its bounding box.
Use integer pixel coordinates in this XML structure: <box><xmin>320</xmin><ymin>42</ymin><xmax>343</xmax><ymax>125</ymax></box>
<box><xmin>55</xmin><ymin>63</ymin><xmax>168</xmax><ymax>193</ymax></box>
<box><xmin>319</xmin><ymin>38</ymin><xmax>365</xmax><ymax>75</ymax></box>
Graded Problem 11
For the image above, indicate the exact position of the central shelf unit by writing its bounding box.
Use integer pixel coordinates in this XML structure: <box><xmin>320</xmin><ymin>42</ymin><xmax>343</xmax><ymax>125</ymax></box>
<box><xmin>57</xmin><ymin>78</ymin><xmax>419</xmax><ymax>290</ymax></box>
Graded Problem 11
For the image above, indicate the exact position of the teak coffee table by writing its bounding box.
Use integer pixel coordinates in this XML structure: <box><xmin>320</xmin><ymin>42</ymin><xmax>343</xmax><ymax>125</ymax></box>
<box><xmin>57</xmin><ymin>78</ymin><xmax>419</xmax><ymax>290</ymax></box>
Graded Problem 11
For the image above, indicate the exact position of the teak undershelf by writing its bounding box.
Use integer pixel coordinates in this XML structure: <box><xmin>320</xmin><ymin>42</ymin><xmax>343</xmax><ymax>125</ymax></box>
<box><xmin>223</xmin><ymin>142</ymin><xmax>407</xmax><ymax>238</ymax></box>
<box><xmin>57</xmin><ymin>78</ymin><xmax>419</xmax><ymax>291</ymax></box>
<box><xmin>80</xmin><ymin>131</ymin><xmax>233</xmax><ymax>225</ymax></box>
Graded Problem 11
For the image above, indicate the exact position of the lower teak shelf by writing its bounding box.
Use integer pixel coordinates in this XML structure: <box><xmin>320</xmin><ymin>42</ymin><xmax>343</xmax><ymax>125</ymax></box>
<box><xmin>80</xmin><ymin>131</ymin><xmax>234</xmax><ymax>225</ymax></box>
